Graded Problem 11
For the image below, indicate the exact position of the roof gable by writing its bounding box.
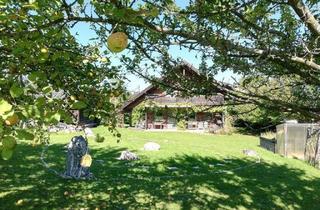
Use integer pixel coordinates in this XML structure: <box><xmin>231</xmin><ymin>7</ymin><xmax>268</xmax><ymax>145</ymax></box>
<box><xmin>121</xmin><ymin>61</ymin><xmax>223</xmax><ymax>112</ymax></box>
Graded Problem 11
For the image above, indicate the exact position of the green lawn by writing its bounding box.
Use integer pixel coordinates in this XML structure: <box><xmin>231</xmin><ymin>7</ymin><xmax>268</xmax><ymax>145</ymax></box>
<box><xmin>1</xmin><ymin>127</ymin><xmax>320</xmax><ymax>210</ymax></box>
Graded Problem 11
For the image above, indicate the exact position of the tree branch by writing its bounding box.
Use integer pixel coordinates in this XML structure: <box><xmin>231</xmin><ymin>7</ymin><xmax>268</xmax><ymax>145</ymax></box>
<box><xmin>288</xmin><ymin>0</ymin><xmax>320</xmax><ymax>36</ymax></box>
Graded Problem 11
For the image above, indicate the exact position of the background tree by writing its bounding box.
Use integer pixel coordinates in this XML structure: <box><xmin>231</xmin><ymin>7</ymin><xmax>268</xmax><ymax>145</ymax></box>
<box><xmin>1</xmin><ymin>0</ymin><xmax>320</xmax><ymax>158</ymax></box>
<box><xmin>39</xmin><ymin>0</ymin><xmax>319</xmax><ymax>118</ymax></box>
<box><xmin>0</xmin><ymin>0</ymin><xmax>126</xmax><ymax>159</ymax></box>
<box><xmin>229</xmin><ymin>76</ymin><xmax>309</xmax><ymax>133</ymax></box>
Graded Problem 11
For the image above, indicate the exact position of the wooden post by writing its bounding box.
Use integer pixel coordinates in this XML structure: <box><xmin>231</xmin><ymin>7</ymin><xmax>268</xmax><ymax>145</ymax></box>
<box><xmin>221</xmin><ymin>112</ymin><xmax>225</xmax><ymax>128</ymax></box>
<box><xmin>119</xmin><ymin>112</ymin><xmax>124</xmax><ymax>128</ymax></box>
<box><xmin>129</xmin><ymin>112</ymin><xmax>132</xmax><ymax>127</ymax></box>
<box><xmin>145</xmin><ymin>109</ymin><xmax>148</xmax><ymax>129</ymax></box>
<box><xmin>164</xmin><ymin>109</ymin><xmax>168</xmax><ymax>129</ymax></box>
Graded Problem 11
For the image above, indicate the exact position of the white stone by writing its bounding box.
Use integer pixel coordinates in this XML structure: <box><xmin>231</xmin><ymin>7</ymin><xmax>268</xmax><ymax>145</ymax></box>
<box><xmin>144</xmin><ymin>142</ymin><xmax>160</xmax><ymax>151</ymax></box>
<box><xmin>243</xmin><ymin>149</ymin><xmax>258</xmax><ymax>157</ymax></box>
<box><xmin>84</xmin><ymin>128</ymin><xmax>95</xmax><ymax>137</ymax></box>
<box><xmin>117</xmin><ymin>150</ymin><xmax>139</xmax><ymax>161</ymax></box>
<box><xmin>48</xmin><ymin>128</ymin><xmax>58</xmax><ymax>132</ymax></box>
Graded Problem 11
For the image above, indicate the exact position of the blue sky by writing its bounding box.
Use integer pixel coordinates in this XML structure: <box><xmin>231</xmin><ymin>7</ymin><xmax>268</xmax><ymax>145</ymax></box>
<box><xmin>70</xmin><ymin>1</ymin><xmax>237</xmax><ymax>92</ymax></box>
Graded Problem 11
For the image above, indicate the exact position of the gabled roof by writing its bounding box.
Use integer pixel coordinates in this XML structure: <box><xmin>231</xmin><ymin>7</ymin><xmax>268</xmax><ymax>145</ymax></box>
<box><xmin>121</xmin><ymin>61</ymin><xmax>222</xmax><ymax>112</ymax></box>
<box><xmin>121</xmin><ymin>85</ymin><xmax>155</xmax><ymax>112</ymax></box>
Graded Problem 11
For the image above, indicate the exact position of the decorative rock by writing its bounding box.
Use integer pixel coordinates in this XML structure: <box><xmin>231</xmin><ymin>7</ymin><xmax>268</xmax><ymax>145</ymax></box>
<box><xmin>84</xmin><ymin>128</ymin><xmax>95</xmax><ymax>137</ymax></box>
<box><xmin>243</xmin><ymin>149</ymin><xmax>259</xmax><ymax>157</ymax></box>
<box><xmin>143</xmin><ymin>142</ymin><xmax>160</xmax><ymax>151</ymax></box>
<box><xmin>63</xmin><ymin>135</ymin><xmax>94</xmax><ymax>179</ymax></box>
<box><xmin>117</xmin><ymin>150</ymin><xmax>139</xmax><ymax>161</ymax></box>
<box><xmin>48</xmin><ymin>127</ymin><xmax>59</xmax><ymax>133</ymax></box>
<box><xmin>48</xmin><ymin>123</ymin><xmax>85</xmax><ymax>133</ymax></box>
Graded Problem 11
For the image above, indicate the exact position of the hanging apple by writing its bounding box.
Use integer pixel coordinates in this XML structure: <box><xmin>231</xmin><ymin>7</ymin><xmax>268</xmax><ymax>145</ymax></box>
<box><xmin>5</xmin><ymin>114</ymin><xmax>19</xmax><ymax>126</ymax></box>
<box><xmin>107</xmin><ymin>32</ymin><xmax>128</xmax><ymax>53</ymax></box>
<box><xmin>40</xmin><ymin>47</ymin><xmax>48</xmax><ymax>54</ymax></box>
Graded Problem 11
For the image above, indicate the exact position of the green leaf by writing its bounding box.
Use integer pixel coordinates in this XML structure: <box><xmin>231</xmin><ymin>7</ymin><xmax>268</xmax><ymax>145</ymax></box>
<box><xmin>52</xmin><ymin>112</ymin><xmax>61</xmax><ymax>122</ymax></box>
<box><xmin>28</xmin><ymin>72</ymin><xmax>47</xmax><ymax>82</ymax></box>
<box><xmin>0</xmin><ymin>99</ymin><xmax>12</xmax><ymax>116</ymax></box>
<box><xmin>2</xmin><ymin>148</ymin><xmax>13</xmax><ymax>160</ymax></box>
<box><xmin>46</xmin><ymin>112</ymin><xmax>61</xmax><ymax>123</ymax></box>
<box><xmin>16</xmin><ymin>129</ymin><xmax>35</xmax><ymax>140</ymax></box>
<box><xmin>35</xmin><ymin>97</ymin><xmax>46</xmax><ymax>107</ymax></box>
<box><xmin>71</xmin><ymin>101</ymin><xmax>87</xmax><ymax>109</ymax></box>
<box><xmin>59</xmin><ymin>110</ymin><xmax>73</xmax><ymax>124</ymax></box>
<box><xmin>42</xmin><ymin>86</ymin><xmax>53</xmax><ymax>94</ymax></box>
<box><xmin>2</xmin><ymin>136</ymin><xmax>16</xmax><ymax>149</ymax></box>
<box><xmin>10</xmin><ymin>84</ymin><xmax>23</xmax><ymax>98</ymax></box>
<box><xmin>149</xmin><ymin>8</ymin><xmax>159</xmax><ymax>17</ymax></box>
<box><xmin>21</xmin><ymin>105</ymin><xmax>41</xmax><ymax>118</ymax></box>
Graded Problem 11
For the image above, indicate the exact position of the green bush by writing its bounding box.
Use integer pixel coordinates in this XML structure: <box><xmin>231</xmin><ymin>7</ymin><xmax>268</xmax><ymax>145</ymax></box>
<box><xmin>177</xmin><ymin>120</ymin><xmax>187</xmax><ymax>130</ymax></box>
<box><xmin>94</xmin><ymin>133</ymin><xmax>105</xmax><ymax>143</ymax></box>
<box><xmin>260</xmin><ymin>131</ymin><xmax>276</xmax><ymax>139</ymax></box>
<box><xmin>216</xmin><ymin>115</ymin><xmax>235</xmax><ymax>135</ymax></box>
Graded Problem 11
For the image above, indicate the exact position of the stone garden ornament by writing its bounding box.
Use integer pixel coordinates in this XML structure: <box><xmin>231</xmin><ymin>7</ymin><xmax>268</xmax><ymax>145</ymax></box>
<box><xmin>63</xmin><ymin>135</ymin><xmax>94</xmax><ymax>179</ymax></box>
<box><xmin>41</xmin><ymin>135</ymin><xmax>94</xmax><ymax>180</ymax></box>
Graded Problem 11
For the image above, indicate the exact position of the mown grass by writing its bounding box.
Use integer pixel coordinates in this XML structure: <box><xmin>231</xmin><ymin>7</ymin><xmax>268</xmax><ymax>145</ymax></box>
<box><xmin>1</xmin><ymin>127</ymin><xmax>320</xmax><ymax>209</ymax></box>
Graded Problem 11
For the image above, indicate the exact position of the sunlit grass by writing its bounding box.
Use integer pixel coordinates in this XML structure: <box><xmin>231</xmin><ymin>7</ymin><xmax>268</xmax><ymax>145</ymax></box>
<box><xmin>1</xmin><ymin>127</ymin><xmax>320</xmax><ymax>209</ymax></box>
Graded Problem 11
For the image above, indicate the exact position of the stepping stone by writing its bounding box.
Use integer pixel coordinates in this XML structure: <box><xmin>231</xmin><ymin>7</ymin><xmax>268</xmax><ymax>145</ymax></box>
<box><xmin>144</xmin><ymin>142</ymin><xmax>160</xmax><ymax>151</ymax></box>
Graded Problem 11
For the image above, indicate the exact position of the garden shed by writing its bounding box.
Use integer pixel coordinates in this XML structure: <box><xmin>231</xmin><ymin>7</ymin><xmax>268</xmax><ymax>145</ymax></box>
<box><xmin>276</xmin><ymin>123</ymin><xmax>319</xmax><ymax>159</ymax></box>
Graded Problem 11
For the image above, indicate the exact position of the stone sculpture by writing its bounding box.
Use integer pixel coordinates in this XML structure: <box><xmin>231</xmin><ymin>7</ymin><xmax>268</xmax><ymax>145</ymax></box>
<box><xmin>63</xmin><ymin>135</ymin><xmax>94</xmax><ymax>179</ymax></box>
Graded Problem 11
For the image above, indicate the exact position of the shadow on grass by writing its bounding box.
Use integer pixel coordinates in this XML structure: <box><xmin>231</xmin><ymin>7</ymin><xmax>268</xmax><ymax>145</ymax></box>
<box><xmin>1</xmin><ymin>142</ymin><xmax>320</xmax><ymax>210</ymax></box>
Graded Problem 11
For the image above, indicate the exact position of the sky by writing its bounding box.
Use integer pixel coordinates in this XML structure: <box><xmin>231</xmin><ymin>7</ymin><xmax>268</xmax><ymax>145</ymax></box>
<box><xmin>69</xmin><ymin>1</ymin><xmax>238</xmax><ymax>92</ymax></box>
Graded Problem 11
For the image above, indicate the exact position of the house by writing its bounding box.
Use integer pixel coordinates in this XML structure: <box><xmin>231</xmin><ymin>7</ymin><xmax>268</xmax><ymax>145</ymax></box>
<box><xmin>120</xmin><ymin>61</ymin><xmax>225</xmax><ymax>131</ymax></box>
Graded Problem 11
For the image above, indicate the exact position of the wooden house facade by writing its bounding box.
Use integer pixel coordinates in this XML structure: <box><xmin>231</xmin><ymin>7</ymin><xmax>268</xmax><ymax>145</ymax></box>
<box><xmin>120</xmin><ymin>61</ymin><xmax>225</xmax><ymax>131</ymax></box>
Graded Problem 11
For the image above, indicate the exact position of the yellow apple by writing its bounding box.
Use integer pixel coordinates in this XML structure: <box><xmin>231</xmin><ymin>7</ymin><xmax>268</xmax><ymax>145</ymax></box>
<box><xmin>40</xmin><ymin>48</ymin><xmax>48</xmax><ymax>54</ymax></box>
<box><xmin>15</xmin><ymin>199</ymin><xmax>24</xmax><ymax>206</ymax></box>
<box><xmin>80</xmin><ymin>154</ymin><xmax>92</xmax><ymax>167</ymax></box>
<box><xmin>107</xmin><ymin>32</ymin><xmax>128</xmax><ymax>53</ymax></box>
<box><xmin>70</xmin><ymin>95</ymin><xmax>77</xmax><ymax>101</ymax></box>
<box><xmin>5</xmin><ymin>114</ymin><xmax>19</xmax><ymax>126</ymax></box>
